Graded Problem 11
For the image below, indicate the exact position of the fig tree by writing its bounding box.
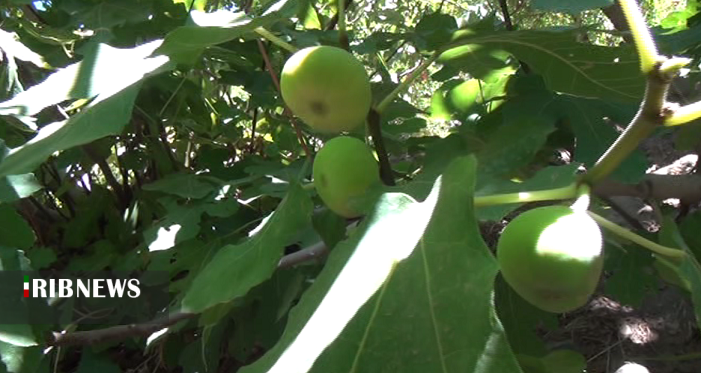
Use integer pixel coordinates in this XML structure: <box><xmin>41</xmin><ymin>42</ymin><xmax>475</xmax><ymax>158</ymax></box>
<box><xmin>281</xmin><ymin>46</ymin><xmax>371</xmax><ymax>133</ymax></box>
<box><xmin>497</xmin><ymin>205</ymin><xmax>603</xmax><ymax>313</ymax></box>
<box><xmin>312</xmin><ymin>136</ymin><xmax>380</xmax><ymax>218</ymax></box>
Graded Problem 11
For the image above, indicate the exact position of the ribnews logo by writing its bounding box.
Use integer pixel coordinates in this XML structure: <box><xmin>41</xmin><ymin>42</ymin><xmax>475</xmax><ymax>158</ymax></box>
<box><xmin>23</xmin><ymin>275</ymin><xmax>141</xmax><ymax>298</ymax></box>
<box><xmin>1</xmin><ymin>271</ymin><xmax>170</xmax><ymax>325</ymax></box>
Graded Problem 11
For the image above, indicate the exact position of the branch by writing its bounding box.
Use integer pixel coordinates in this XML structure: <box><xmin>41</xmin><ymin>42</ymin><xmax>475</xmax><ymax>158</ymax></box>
<box><xmin>497</xmin><ymin>0</ymin><xmax>530</xmax><ymax>73</ymax></box>
<box><xmin>601</xmin><ymin>0</ymin><xmax>634</xmax><ymax>43</ymax></box>
<box><xmin>324</xmin><ymin>0</ymin><xmax>353</xmax><ymax>31</ymax></box>
<box><xmin>47</xmin><ymin>312</ymin><xmax>196</xmax><ymax>347</ymax></box>
<box><xmin>367</xmin><ymin>109</ymin><xmax>395</xmax><ymax>186</ymax></box>
<box><xmin>278</xmin><ymin>241</ymin><xmax>328</xmax><ymax>269</ymax></box>
<box><xmin>582</xmin><ymin>59</ymin><xmax>671</xmax><ymax>184</ymax></box>
<box><xmin>594</xmin><ymin>174</ymin><xmax>701</xmax><ymax>203</ymax></box>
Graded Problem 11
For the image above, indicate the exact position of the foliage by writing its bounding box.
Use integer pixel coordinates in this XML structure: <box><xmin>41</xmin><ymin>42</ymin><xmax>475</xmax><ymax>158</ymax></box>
<box><xmin>0</xmin><ymin>0</ymin><xmax>700</xmax><ymax>372</ymax></box>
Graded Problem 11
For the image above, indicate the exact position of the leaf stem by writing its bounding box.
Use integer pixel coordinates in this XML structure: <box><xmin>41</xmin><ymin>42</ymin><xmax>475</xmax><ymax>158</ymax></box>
<box><xmin>254</xmin><ymin>27</ymin><xmax>298</xmax><ymax>53</ymax></box>
<box><xmin>587</xmin><ymin>211</ymin><xmax>686</xmax><ymax>259</ymax></box>
<box><xmin>474</xmin><ymin>183</ymin><xmax>577</xmax><ymax>207</ymax></box>
<box><xmin>337</xmin><ymin>0</ymin><xmax>349</xmax><ymax>50</ymax></box>
<box><xmin>375</xmin><ymin>54</ymin><xmax>437</xmax><ymax>114</ymax></box>
<box><xmin>666</xmin><ymin>100</ymin><xmax>701</xmax><ymax>127</ymax></box>
<box><xmin>619</xmin><ymin>0</ymin><xmax>659</xmax><ymax>74</ymax></box>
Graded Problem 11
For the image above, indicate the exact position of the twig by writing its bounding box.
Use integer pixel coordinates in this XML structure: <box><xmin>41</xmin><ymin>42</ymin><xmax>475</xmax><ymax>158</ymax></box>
<box><xmin>497</xmin><ymin>0</ymin><xmax>530</xmax><ymax>73</ymax></box>
<box><xmin>367</xmin><ymin>109</ymin><xmax>395</xmax><ymax>186</ymax></box>
<box><xmin>249</xmin><ymin>108</ymin><xmax>258</xmax><ymax>154</ymax></box>
<box><xmin>324</xmin><ymin>0</ymin><xmax>353</xmax><ymax>31</ymax></box>
<box><xmin>337</xmin><ymin>0</ymin><xmax>349</xmax><ymax>51</ymax></box>
<box><xmin>593</xmin><ymin>174</ymin><xmax>701</xmax><ymax>204</ymax></box>
<box><xmin>46</xmin><ymin>312</ymin><xmax>196</xmax><ymax>347</ymax></box>
<box><xmin>278</xmin><ymin>241</ymin><xmax>328</xmax><ymax>268</ymax></box>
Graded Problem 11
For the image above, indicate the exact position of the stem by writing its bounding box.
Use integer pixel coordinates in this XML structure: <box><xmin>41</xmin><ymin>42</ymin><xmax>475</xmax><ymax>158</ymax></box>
<box><xmin>570</xmin><ymin>184</ymin><xmax>591</xmax><ymax>212</ymax></box>
<box><xmin>618</xmin><ymin>0</ymin><xmax>659</xmax><ymax>74</ymax></box>
<box><xmin>375</xmin><ymin>54</ymin><xmax>437</xmax><ymax>114</ymax></box>
<box><xmin>337</xmin><ymin>0</ymin><xmax>349</xmax><ymax>51</ymax></box>
<box><xmin>474</xmin><ymin>183</ymin><xmax>577</xmax><ymax>207</ymax></box>
<box><xmin>254</xmin><ymin>27</ymin><xmax>298</xmax><ymax>53</ymax></box>
<box><xmin>666</xmin><ymin>100</ymin><xmax>701</xmax><ymax>127</ymax></box>
<box><xmin>367</xmin><ymin>109</ymin><xmax>394</xmax><ymax>186</ymax></box>
<box><xmin>587</xmin><ymin>211</ymin><xmax>686</xmax><ymax>259</ymax></box>
<box><xmin>583</xmin><ymin>62</ymin><xmax>670</xmax><ymax>184</ymax></box>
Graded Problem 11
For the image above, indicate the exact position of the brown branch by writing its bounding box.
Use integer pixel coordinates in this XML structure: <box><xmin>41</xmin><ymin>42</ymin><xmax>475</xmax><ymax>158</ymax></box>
<box><xmin>367</xmin><ymin>109</ymin><xmax>395</xmax><ymax>186</ymax></box>
<box><xmin>278</xmin><ymin>241</ymin><xmax>328</xmax><ymax>269</ymax></box>
<box><xmin>47</xmin><ymin>312</ymin><xmax>196</xmax><ymax>347</ymax></box>
<box><xmin>497</xmin><ymin>0</ymin><xmax>530</xmax><ymax>73</ymax></box>
<box><xmin>324</xmin><ymin>0</ymin><xmax>353</xmax><ymax>31</ymax></box>
<box><xmin>601</xmin><ymin>0</ymin><xmax>634</xmax><ymax>43</ymax></box>
<box><xmin>594</xmin><ymin>174</ymin><xmax>701</xmax><ymax>204</ymax></box>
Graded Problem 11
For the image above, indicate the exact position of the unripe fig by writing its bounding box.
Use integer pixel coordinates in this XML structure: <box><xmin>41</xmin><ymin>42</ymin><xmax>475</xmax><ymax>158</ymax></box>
<box><xmin>281</xmin><ymin>46</ymin><xmax>371</xmax><ymax>133</ymax></box>
<box><xmin>497</xmin><ymin>206</ymin><xmax>603</xmax><ymax>313</ymax></box>
<box><xmin>312</xmin><ymin>136</ymin><xmax>380</xmax><ymax>218</ymax></box>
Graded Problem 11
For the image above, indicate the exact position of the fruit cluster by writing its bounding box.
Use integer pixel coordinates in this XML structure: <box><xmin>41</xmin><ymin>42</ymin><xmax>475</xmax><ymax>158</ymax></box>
<box><xmin>281</xmin><ymin>46</ymin><xmax>379</xmax><ymax>218</ymax></box>
<box><xmin>281</xmin><ymin>45</ymin><xmax>604</xmax><ymax>314</ymax></box>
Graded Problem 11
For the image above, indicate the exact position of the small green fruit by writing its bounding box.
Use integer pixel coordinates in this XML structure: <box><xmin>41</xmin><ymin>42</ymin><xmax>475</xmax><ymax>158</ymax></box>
<box><xmin>312</xmin><ymin>136</ymin><xmax>380</xmax><ymax>218</ymax></box>
<box><xmin>497</xmin><ymin>206</ymin><xmax>603</xmax><ymax>313</ymax></box>
<box><xmin>281</xmin><ymin>46</ymin><xmax>371</xmax><ymax>133</ymax></box>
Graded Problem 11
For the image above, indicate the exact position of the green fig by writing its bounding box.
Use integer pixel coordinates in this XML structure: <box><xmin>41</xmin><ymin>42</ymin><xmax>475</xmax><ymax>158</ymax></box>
<box><xmin>312</xmin><ymin>136</ymin><xmax>380</xmax><ymax>218</ymax></box>
<box><xmin>497</xmin><ymin>206</ymin><xmax>603</xmax><ymax>313</ymax></box>
<box><xmin>281</xmin><ymin>46</ymin><xmax>371</xmax><ymax>134</ymax></box>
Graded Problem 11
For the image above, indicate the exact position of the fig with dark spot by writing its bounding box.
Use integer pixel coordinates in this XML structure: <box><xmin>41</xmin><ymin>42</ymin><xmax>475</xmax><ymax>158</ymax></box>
<box><xmin>281</xmin><ymin>46</ymin><xmax>371</xmax><ymax>133</ymax></box>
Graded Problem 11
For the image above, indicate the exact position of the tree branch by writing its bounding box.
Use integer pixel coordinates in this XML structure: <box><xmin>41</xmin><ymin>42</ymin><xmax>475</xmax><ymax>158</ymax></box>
<box><xmin>367</xmin><ymin>109</ymin><xmax>395</xmax><ymax>186</ymax></box>
<box><xmin>594</xmin><ymin>174</ymin><xmax>701</xmax><ymax>204</ymax></box>
<box><xmin>47</xmin><ymin>312</ymin><xmax>196</xmax><ymax>347</ymax></box>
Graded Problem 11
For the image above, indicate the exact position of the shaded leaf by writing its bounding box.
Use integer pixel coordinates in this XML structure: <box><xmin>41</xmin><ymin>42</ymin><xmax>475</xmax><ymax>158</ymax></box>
<box><xmin>155</xmin><ymin>1</ymin><xmax>298</xmax><ymax>64</ymax></box>
<box><xmin>142</xmin><ymin>173</ymin><xmax>219</xmax><ymax>199</ymax></box>
<box><xmin>182</xmin><ymin>183</ymin><xmax>313</xmax><ymax>313</ymax></box>
<box><xmin>442</xmin><ymin>29</ymin><xmax>644</xmax><ymax>102</ymax></box>
<box><xmin>0</xmin><ymin>40</ymin><xmax>169</xmax><ymax>116</ymax></box>
<box><xmin>0</xmin><ymin>205</ymin><xmax>35</xmax><ymax>249</ymax></box>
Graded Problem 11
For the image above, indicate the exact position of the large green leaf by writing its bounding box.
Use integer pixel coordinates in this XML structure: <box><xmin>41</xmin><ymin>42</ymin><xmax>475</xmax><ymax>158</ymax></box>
<box><xmin>476</xmin><ymin>92</ymin><xmax>558</xmax><ymax>178</ymax></box>
<box><xmin>142</xmin><ymin>173</ymin><xmax>220</xmax><ymax>199</ymax></box>
<box><xmin>155</xmin><ymin>0</ymin><xmax>298</xmax><ymax>64</ymax></box>
<box><xmin>0</xmin><ymin>40</ymin><xmax>169</xmax><ymax>117</ymax></box>
<box><xmin>181</xmin><ymin>182</ymin><xmax>313</xmax><ymax>313</ymax></box>
<box><xmin>0</xmin><ymin>40</ymin><xmax>173</xmax><ymax>178</ymax></box>
<box><xmin>242</xmin><ymin>156</ymin><xmax>521</xmax><ymax>373</ymax></box>
<box><xmin>441</xmin><ymin>30</ymin><xmax>644</xmax><ymax>102</ymax></box>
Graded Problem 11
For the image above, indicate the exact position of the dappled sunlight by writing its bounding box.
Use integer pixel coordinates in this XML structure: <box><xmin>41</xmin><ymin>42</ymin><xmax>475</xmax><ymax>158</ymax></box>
<box><xmin>536</xmin><ymin>214</ymin><xmax>602</xmax><ymax>261</ymax></box>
